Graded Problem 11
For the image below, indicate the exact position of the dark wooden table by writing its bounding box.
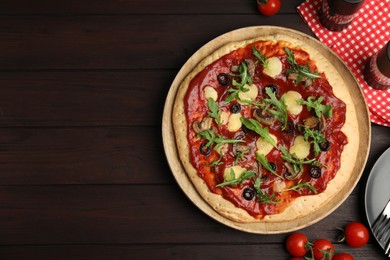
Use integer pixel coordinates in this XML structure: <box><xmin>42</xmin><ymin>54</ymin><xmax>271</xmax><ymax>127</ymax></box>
<box><xmin>0</xmin><ymin>0</ymin><xmax>389</xmax><ymax>259</ymax></box>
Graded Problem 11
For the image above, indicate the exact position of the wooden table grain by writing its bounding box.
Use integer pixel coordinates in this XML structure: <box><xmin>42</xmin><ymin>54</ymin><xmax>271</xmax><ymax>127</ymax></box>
<box><xmin>0</xmin><ymin>0</ymin><xmax>389</xmax><ymax>259</ymax></box>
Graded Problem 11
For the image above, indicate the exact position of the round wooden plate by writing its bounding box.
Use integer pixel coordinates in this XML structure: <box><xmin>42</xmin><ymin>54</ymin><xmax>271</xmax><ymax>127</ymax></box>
<box><xmin>162</xmin><ymin>26</ymin><xmax>371</xmax><ymax>234</ymax></box>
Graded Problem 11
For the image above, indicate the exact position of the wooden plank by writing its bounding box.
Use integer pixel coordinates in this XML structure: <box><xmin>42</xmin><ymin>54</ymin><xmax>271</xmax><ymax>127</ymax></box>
<box><xmin>0</xmin><ymin>0</ymin><xmax>302</xmax><ymax>15</ymax></box>
<box><xmin>0</xmin><ymin>15</ymin><xmax>312</xmax><ymax>70</ymax></box>
<box><xmin>0</xmin><ymin>244</ymin><xmax>384</xmax><ymax>260</ymax></box>
<box><xmin>0</xmin><ymin>70</ymin><xmax>175</xmax><ymax>127</ymax></box>
<box><xmin>0</xmin><ymin>185</ymin><xmax>371</xmax><ymax>245</ymax></box>
<box><xmin>0</xmin><ymin>125</ymin><xmax>388</xmax><ymax>185</ymax></box>
<box><xmin>0</xmin><ymin>127</ymin><xmax>172</xmax><ymax>185</ymax></box>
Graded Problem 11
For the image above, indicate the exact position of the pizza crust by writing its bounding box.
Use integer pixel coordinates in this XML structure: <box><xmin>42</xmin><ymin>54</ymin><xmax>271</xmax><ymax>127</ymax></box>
<box><xmin>172</xmin><ymin>34</ymin><xmax>358</xmax><ymax>223</ymax></box>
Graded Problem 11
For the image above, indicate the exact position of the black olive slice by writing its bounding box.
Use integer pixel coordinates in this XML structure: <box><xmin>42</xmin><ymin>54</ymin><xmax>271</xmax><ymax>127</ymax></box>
<box><xmin>199</xmin><ymin>142</ymin><xmax>211</xmax><ymax>155</ymax></box>
<box><xmin>230</xmin><ymin>103</ymin><xmax>241</xmax><ymax>114</ymax></box>
<box><xmin>242</xmin><ymin>124</ymin><xmax>252</xmax><ymax>134</ymax></box>
<box><xmin>309</xmin><ymin>166</ymin><xmax>322</xmax><ymax>178</ymax></box>
<box><xmin>217</xmin><ymin>73</ymin><xmax>231</xmax><ymax>86</ymax></box>
<box><xmin>283</xmin><ymin>121</ymin><xmax>295</xmax><ymax>133</ymax></box>
<box><xmin>235</xmin><ymin>134</ymin><xmax>245</xmax><ymax>140</ymax></box>
<box><xmin>265</xmin><ymin>84</ymin><xmax>279</xmax><ymax>95</ymax></box>
<box><xmin>320</xmin><ymin>140</ymin><xmax>331</xmax><ymax>151</ymax></box>
<box><xmin>243</xmin><ymin>188</ymin><xmax>255</xmax><ymax>201</ymax></box>
<box><xmin>269</xmin><ymin>162</ymin><xmax>277</xmax><ymax>172</ymax></box>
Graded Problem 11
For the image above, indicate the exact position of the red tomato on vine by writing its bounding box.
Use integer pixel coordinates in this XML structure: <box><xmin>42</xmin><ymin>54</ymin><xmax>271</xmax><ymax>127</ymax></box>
<box><xmin>312</xmin><ymin>239</ymin><xmax>335</xmax><ymax>260</ymax></box>
<box><xmin>257</xmin><ymin>0</ymin><xmax>281</xmax><ymax>16</ymax></box>
<box><xmin>286</xmin><ymin>233</ymin><xmax>309</xmax><ymax>257</ymax></box>
<box><xmin>339</xmin><ymin>222</ymin><xmax>369</xmax><ymax>248</ymax></box>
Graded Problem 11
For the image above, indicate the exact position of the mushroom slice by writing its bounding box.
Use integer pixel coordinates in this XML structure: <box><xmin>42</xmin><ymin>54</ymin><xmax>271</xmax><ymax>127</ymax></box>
<box><xmin>215</xmin><ymin>143</ymin><xmax>228</xmax><ymax>154</ymax></box>
<box><xmin>233</xmin><ymin>143</ymin><xmax>250</xmax><ymax>156</ymax></box>
<box><xmin>253</xmin><ymin>108</ymin><xmax>275</xmax><ymax>126</ymax></box>
<box><xmin>192</xmin><ymin>117</ymin><xmax>213</xmax><ymax>134</ymax></box>
<box><xmin>232</xmin><ymin>135</ymin><xmax>249</xmax><ymax>156</ymax></box>
<box><xmin>230</xmin><ymin>65</ymin><xmax>239</xmax><ymax>73</ymax></box>
<box><xmin>273</xmin><ymin>179</ymin><xmax>286</xmax><ymax>193</ymax></box>
<box><xmin>319</xmin><ymin>114</ymin><xmax>327</xmax><ymax>132</ymax></box>
<box><xmin>303</xmin><ymin>116</ymin><xmax>320</xmax><ymax>129</ymax></box>
<box><xmin>303</xmin><ymin>115</ymin><xmax>327</xmax><ymax>132</ymax></box>
<box><xmin>288</xmin><ymin>73</ymin><xmax>299</xmax><ymax>81</ymax></box>
<box><xmin>284</xmin><ymin>162</ymin><xmax>303</xmax><ymax>180</ymax></box>
<box><xmin>304</xmin><ymin>77</ymin><xmax>313</xmax><ymax>87</ymax></box>
<box><xmin>244</xmin><ymin>59</ymin><xmax>256</xmax><ymax>78</ymax></box>
<box><xmin>256</xmin><ymin>162</ymin><xmax>264</xmax><ymax>179</ymax></box>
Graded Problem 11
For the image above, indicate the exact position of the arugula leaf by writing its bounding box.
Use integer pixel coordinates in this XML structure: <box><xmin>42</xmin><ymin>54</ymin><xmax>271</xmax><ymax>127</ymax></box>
<box><xmin>285</xmin><ymin>47</ymin><xmax>321</xmax><ymax>85</ymax></box>
<box><xmin>232</xmin><ymin>61</ymin><xmax>252</xmax><ymax>88</ymax></box>
<box><xmin>224</xmin><ymin>61</ymin><xmax>252</xmax><ymax>103</ymax></box>
<box><xmin>252</xmin><ymin>46</ymin><xmax>268</xmax><ymax>67</ymax></box>
<box><xmin>284</xmin><ymin>180</ymin><xmax>317</xmax><ymax>194</ymax></box>
<box><xmin>255</xmin><ymin>153</ymin><xmax>283</xmax><ymax>178</ymax></box>
<box><xmin>207</xmin><ymin>98</ymin><xmax>222</xmax><ymax>125</ymax></box>
<box><xmin>238</xmin><ymin>99</ymin><xmax>264</xmax><ymax>108</ymax></box>
<box><xmin>240</xmin><ymin>118</ymin><xmax>276</xmax><ymax>147</ymax></box>
<box><xmin>263</xmin><ymin>87</ymin><xmax>288</xmax><ymax>129</ymax></box>
<box><xmin>197</xmin><ymin>129</ymin><xmax>243</xmax><ymax>150</ymax></box>
<box><xmin>280</xmin><ymin>145</ymin><xmax>321</xmax><ymax>174</ymax></box>
<box><xmin>216</xmin><ymin>169</ymin><xmax>255</xmax><ymax>188</ymax></box>
<box><xmin>235</xmin><ymin>150</ymin><xmax>247</xmax><ymax>164</ymax></box>
<box><xmin>302</xmin><ymin>126</ymin><xmax>326</xmax><ymax>156</ymax></box>
<box><xmin>210</xmin><ymin>151</ymin><xmax>224</xmax><ymax>167</ymax></box>
<box><xmin>254</xmin><ymin>178</ymin><xmax>279</xmax><ymax>204</ymax></box>
<box><xmin>298</xmin><ymin>96</ymin><xmax>333</xmax><ymax>118</ymax></box>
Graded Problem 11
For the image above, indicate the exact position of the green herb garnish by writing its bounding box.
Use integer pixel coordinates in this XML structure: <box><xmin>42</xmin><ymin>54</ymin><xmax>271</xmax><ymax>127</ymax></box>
<box><xmin>207</xmin><ymin>98</ymin><xmax>222</xmax><ymax>125</ymax></box>
<box><xmin>210</xmin><ymin>151</ymin><xmax>224</xmax><ymax>167</ymax></box>
<box><xmin>232</xmin><ymin>60</ymin><xmax>253</xmax><ymax>88</ymax></box>
<box><xmin>197</xmin><ymin>129</ymin><xmax>243</xmax><ymax>150</ymax></box>
<box><xmin>216</xmin><ymin>169</ymin><xmax>255</xmax><ymax>188</ymax></box>
<box><xmin>280</xmin><ymin>145</ymin><xmax>321</xmax><ymax>174</ymax></box>
<box><xmin>254</xmin><ymin>178</ymin><xmax>279</xmax><ymax>204</ymax></box>
<box><xmin>235</xmin><ymin>150</ymin><xmax>247</xmax><ymax>164</ymax></box>
<box><xmin>255</xmin><ymin>153</ymin><xmax>283</xmax><ymax>178</ymax></box>
<box><xmin>252</xmin><ymin>46</ymin><xmax>268</xmax><ymax>67</ymax></box>
<box><xmin>263</xmin><ymin>87</ymin><xmax>288</xmax><ymax>129</ymax></box>
<box><xmin>285</xmin><ymin>48</ymin><xmax>321</xmax><ymax>85</ymax></box>
<box><xmin>302</xmin><ymin>126</ymin><xmax>326</xmax><ymax>156</ymax></box>
<box><xmin>298</xmin><ymin>96</ymin><xmax>332</xmax><ymax>118</ymax></box>
<box><xmin>240</xmin><ymin>117</ymin><xmax>276</xmax><ymax>147</ymax></box>
<box><xmin>225</xmin><ymin>61</ymin><xmax>252</xmax><ymax>103</ymax></box>
<box><xmin>284</xmin><ymin>180</ymin><xmax>317</xmax><ymax>194</ymax></box>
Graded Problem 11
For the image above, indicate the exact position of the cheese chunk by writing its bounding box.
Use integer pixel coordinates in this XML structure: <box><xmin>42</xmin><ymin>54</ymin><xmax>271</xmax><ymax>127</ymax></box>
<box><xmin>227</xmin><ymin>113</ymin><xmax>242</xmax><ymax>132</ymax></box>
<box><xmin>204</xmin><ymin>86</ymin><xmax>218</xmax><ymax>101</ymax></box>
<box><xmin>255</xmin><ymin>134</ymin><xmax>277</xmax><ymax>156</ymax></box>
<box><xmin>263</xmin><ymin>57</ymin><xmax>282</xmax><ymax>78</ymax></box>
<box><xmin>290</xmin><ymin>135</ymin><xmax>310</xmax><ymax>159</ymax></box>
<box><xmin>219</xmin><ymin>111</ymin><xmax>230</xmax><ymax>125</ymax></box>
<box><xmin>283</xmin><ymin>90</ymin><xmax>303</xmax><ymax>115</ymax></box>
<box><xmin>273</xmin><ymin>179</ymin><xmax>286</xmax><ymax>193</ymax></box>
<box><xmin>238</xmin><ymin>84</ymin><xmax>258</xmax><ymax>101</ymax></box>
<box><xmin>223</xmin><ymin>165</ymin><xmax>246</xmax><ymax>181</ymax></box>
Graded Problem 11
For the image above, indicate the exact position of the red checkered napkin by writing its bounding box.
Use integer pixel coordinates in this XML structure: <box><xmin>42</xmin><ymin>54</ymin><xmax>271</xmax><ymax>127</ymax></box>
<box><xmin>298</xmin><ymin>0</ymin><xmax>390</xmax><ymax>127</ymax></box>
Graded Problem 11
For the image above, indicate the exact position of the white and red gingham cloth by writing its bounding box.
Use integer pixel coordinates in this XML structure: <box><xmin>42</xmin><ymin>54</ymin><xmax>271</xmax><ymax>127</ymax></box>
<box><xmin>297</xmin><ymin>0</ymin><xmax>390</xmax><ymax>127</ymax></box>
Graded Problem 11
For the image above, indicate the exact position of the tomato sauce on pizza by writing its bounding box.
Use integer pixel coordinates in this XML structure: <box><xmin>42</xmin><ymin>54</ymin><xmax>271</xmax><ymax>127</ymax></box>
<box><xmin>182</xmin><ymin>40</ymin><xmax>348</xmax><ymax>218</ymax></box>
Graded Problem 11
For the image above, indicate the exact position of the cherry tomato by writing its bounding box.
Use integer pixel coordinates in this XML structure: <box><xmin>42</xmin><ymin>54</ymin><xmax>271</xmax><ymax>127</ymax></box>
<box><xmin>343</xmin><ymin>222</ymin><xmax>369</xmax><ymax>248</ymax></box>
<box><xmin>312</xmin><ymin>239</ymin><xmax>335</xmax><ymax>260</ymax></box>
<box><xmin>257</xmin><ymin>0</ymin><xmax>281</xmax><ymax>16</ymax></box>
<box><xmin>333</xmin><ymin>253</ymin><xmax>354</xmax><ymax>260</ymax></box>
<box><xmin>286</xmin><ymin>233</ymin><xmax>308</xmax><ymax>257</ymax></box>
